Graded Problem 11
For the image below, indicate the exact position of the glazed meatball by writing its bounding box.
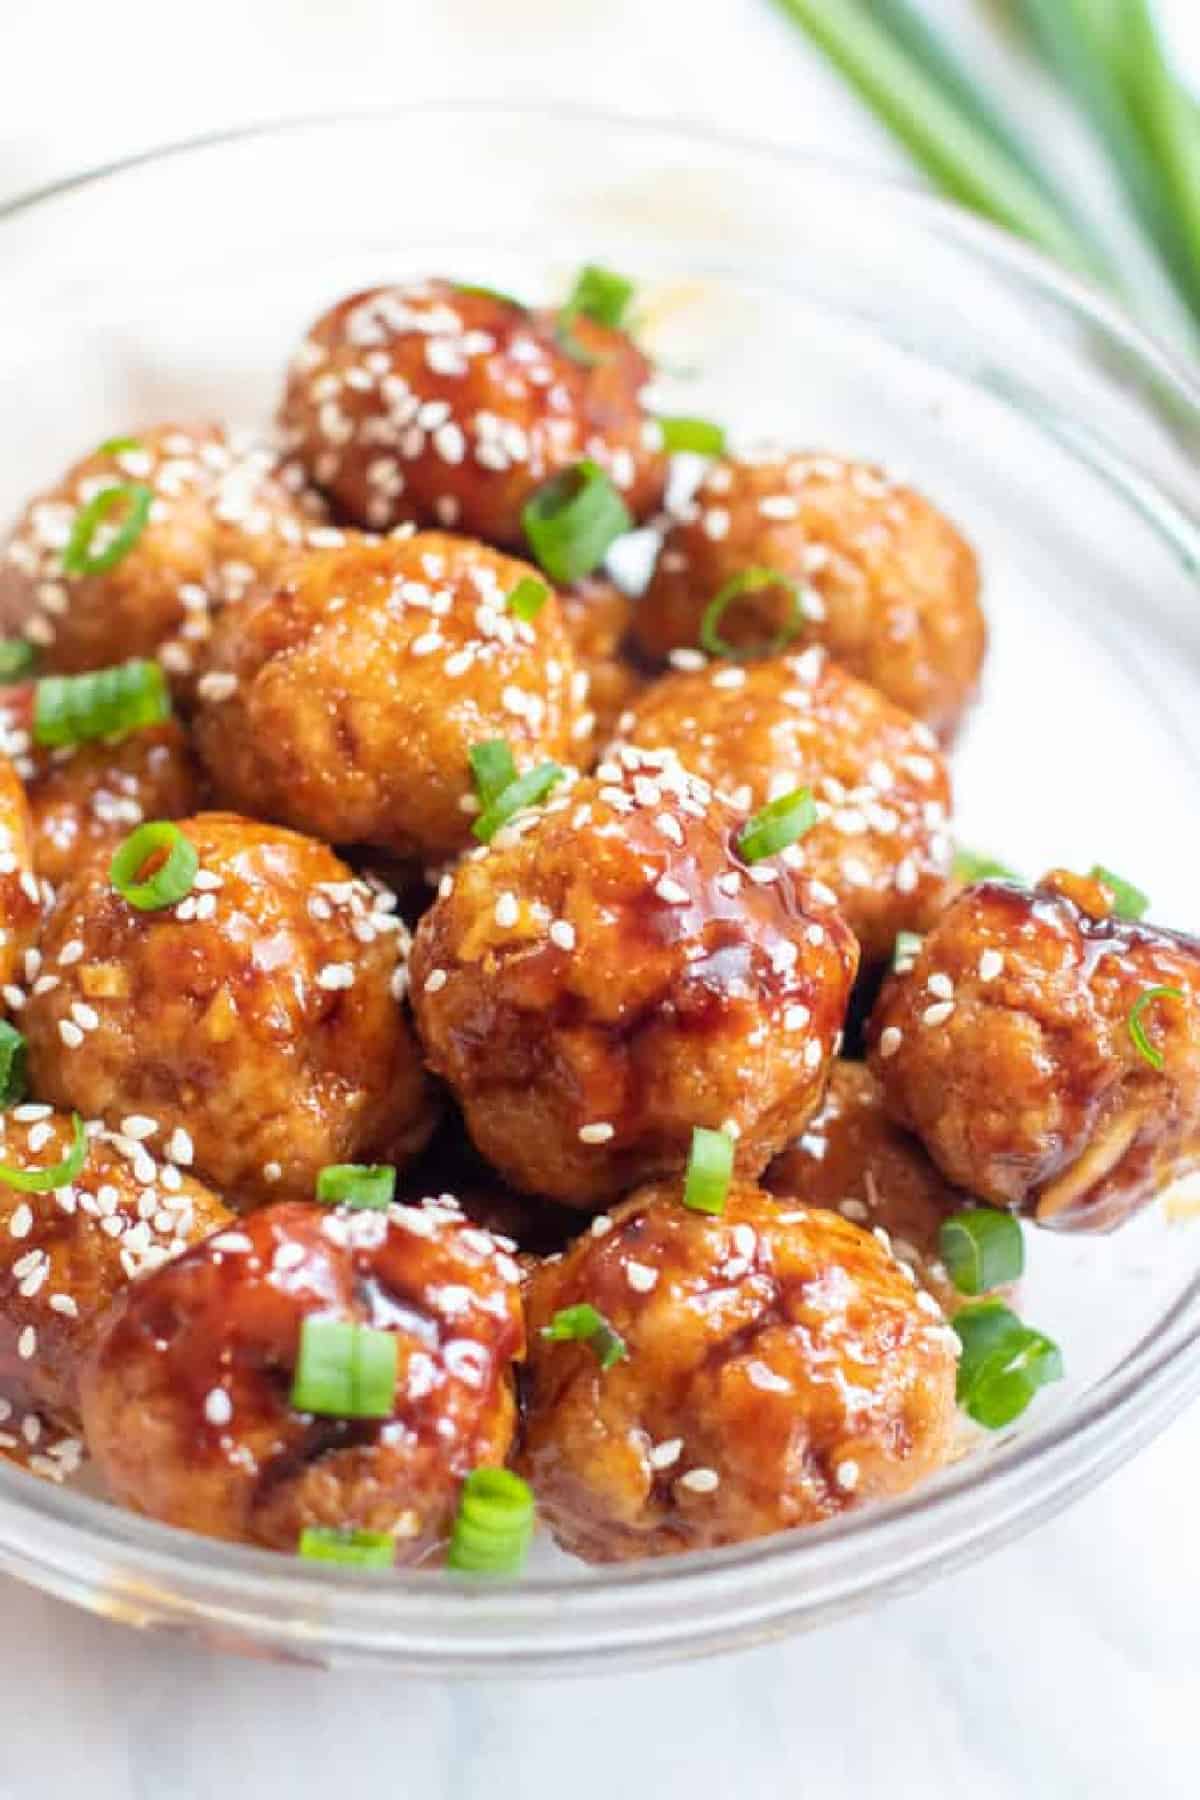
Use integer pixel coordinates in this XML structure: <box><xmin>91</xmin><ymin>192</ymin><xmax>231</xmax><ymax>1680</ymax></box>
<box><xmin>279</xmin><ymin>279</ymin><xmax>666</xmax><ymax>546</ymax></box>
<box><xmin>194</xmin><ymin>531</ymin><xmax>578</xmax><ymax>862</ymax></box>
<box><xmin>0</xmin><ymin>754</ymin><xmax>40</xmax><ymax>990</ymax></box>
<box><xmin>0</xmin><ymin>425</ymin><xmax>323</xmax><ymax>690</ymax></box>
<box><xmin>410</xmin><ymin>745</ymin><xmax>859</xmax><ymax>1205</ymax></box>
<box><xmin>633</xmin><ymin>451</ymin><xmax>984</xmax><ymax>740</ymax></box>
<box><xmin>868</xmin><ymin>869</ymin><xmax>1200</xmax><ymax>1231</ymax></box>
<box><xmin>80</xmin><ymin>1195</ymin><xmax>523</xmax><ymax>1553</ymax></box>
<box><xmin>559</xmin><ymin>576</ymin><xmax>645</xmax><ymax>769</ymax></box>
<box><xmin>615</xmin><ymin>645</ymin><xmax>954</xmax><ymax>962</ymax></box>
<box><xmin>521</xmin><ymin>1178</ymin><xmax>958</xmax><ymax>1561</ymax></box>
<box><xmin>21</xmin><ymin>813</ymin><xmax>432</xmax><ymax>1208</ymax></box>
<box><xmin>0</xmin><ymin>1107</ymin><xmax>231</xmax><ymax>1432</ymax></box>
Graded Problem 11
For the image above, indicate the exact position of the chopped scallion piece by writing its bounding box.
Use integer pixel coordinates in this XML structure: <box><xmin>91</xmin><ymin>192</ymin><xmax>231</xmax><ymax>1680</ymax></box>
<box><xmin>683</xmin><ymin>1126</ymin><xmax>734</xmax><ymax>1216</ymax></box>
<box><xmin>446</xmin><ymin>1467</ymin><xmax>535</xmax><ymax>1577</ymax></box>
<box><xmin>0</xmin><ymin>1022</ymin><xmax>27</xmax><ymax>1108</ymax></box>
<box><xmin>0</xmin><ymin>640</ymin><xmax>36</xmax><ymax>684</ymax></box>
<box><xmin>1127</xmin><ymin>985</ymin><xmax>1182</xmax><ymax>1071</ymax></box>
<box><xmin>952</xmin><ymin>847</ymin><xmax>1022</xmax><ymax>885</ymax></box>
<box><xmin>507</xmin><ymin>576</ymin><xmax>549</xmax><ymax>623</ymax></box>
<box><xmin>61</xmin><ymin>482</ymin><xmax>154</xmax><ymax>577</ymax></box>
<box><xmin>109</xmin><ymin>821</ymin><xmax>198</xmax><ymax>912</ymax></box>
<box><xmin>952</xmin><ymin>1299</ymin><xmax>1063</xmax><ymax>1430</ymax></box>
<box><xmin>298</xmin><ymin>1527</ymin><xmax>395</xmax><ymax>1569</ymax></box>
<box><xmin>472</xmin><ymin>761</ymin><xmax>565</xmax><ymax>843</ymax></box>
<box><xmin>33</xmin><ymin>659</ymin><xmax>171</xmax><ymax>749</ymax></box>
<box><xmin>738</xmin><ymin>788</ymin><xmax>817</xmax><ymax>864</ymax></box>
<box><xmin>290</xmin><ymin>1317</ymin><xmax>398</xmax><ymax>1419</ymax></box>
<box><xmin>0</xmin><ymin>1110</ymin><xmax>86</xmax><ymax>1193</ymax></box>
<box><xmin>656</xmin><ymin>415</ymin><xmax>727</xmax><ymax>456</ymax></box>
<box><xmin>1090</xmin><ymin>864</ymin><xmax>1150</xmax><ymax>921</ymax></box>
<box><xmin>316</xmin><ymin>1164</ymin><xmax>396</xmax><ymax>1210</ymax></box>
<box><xmin>469</xmin><ymin>739</ymin><xmax>518</xmax><ymax>809</ymax></box>
<box><xmin>564</xmin><ymin>264</ymin><xmax>635</xmax><ymax>330</ymax></box>
<box><xmin>939</xmin><ymin>1207</ymin><xmax>1024</xmax><ymax>1297</ymax></box>
<box><xmin>96</xmin><ymin>435</ymin><xmax>144</xmax><ymax>458</ymax></box>
<box><xmin>892</xmin><ymin>930</ymin><xmax>923</xmax><ymax>970</ymax></box>
<box><xmin>699</xmin><ymin>566</ymin><xmax>809</xmax><ymax>660</ymax></box>
<box><xmin>541</xmin><ymin>1302</ymin><xmax>627</xmax><ymax>1370</ymax></box>
<box><xmin>522</xmin><ymin>460</ymin><xmax>632</xmax><ymax>585</ymax></box>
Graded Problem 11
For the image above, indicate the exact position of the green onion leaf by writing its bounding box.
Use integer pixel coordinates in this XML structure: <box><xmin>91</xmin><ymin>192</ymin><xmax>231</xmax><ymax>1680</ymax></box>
<box><xmin>541</xmin><ymin>1302</ymin><xmax>628</xmax><ymax>1370</ymax></box>
<box><xmin>738</xmin><ymin>788</ymin><xmax>817</xmax><ymax>864</ymax></box>
<box><xmin>0</xmin><ymin>1023</ymin><xmax>27</xmax><ymax>1108</ymax></box>
<box><xmin>656</xmin><ymin>416</ymin><xmax>727</xmax><ymax>456</ymax></box>
<box><xmin>699</xmin><ymin>566</ymin><xmax>809</xmax><ymax>660</ymax></box>
<box><xmin>953</xmin><ymin>1299</ymin><xmax>1063</xmax><ymax>1430</ymax></box>
<box><xmin>469</xmin><ymin>739</ymin><xmax>518</xmax><ymax>809</ymax></box>
<box><xmin>316</xmin><ymin>1164</ymin><xmax>396</xmax><ymax>1210</ymax></box>
<box><xmin>938</xmin><ymin>1207</ymin><xmax>1025</xmax><ymax>1297</ymax></box>
<box><xmin>109</xmin><ymin>821</ymin><xmax>198</xmax><ymax>912</ymax></box>
<box><xmin>33</xmin><ymin>659</ymin><xmax>171</xmax><ymax>749</ymax></box>
<box><xmin>953</xmin><ymin>847</ymin><xmax>1022</xmax><ymax>885</ymax></box>
<box><xmin>892</xmin><ymin>930</ymin><xmax>923</xmax><ymax>971</ymax></box>
<box><xmin>522</xmin><ymin>460</ymin><xmax>632</xmax><ymax>585</ymax></box>
<box><xmin>507</xmin><ymin>576</ymin><xmax>549</xmax><ymax>623</ymax></box>
<box><xmin>683</xmin><ymin>1126</ymin><xmax>734</xmax><ymax>1216</ymax></box>
<box><xmin>298</xmin><ymin>1527</ymin><xmax>395</xmax><ymax>1569</ymax></box>
<box><xmin>453</xmin><ymin>282</ymin><xmax>526</xmax><ymax>310</ymax></box>
<box><xmin>0</xmin><ymin>641</ymin><xmax>36</xmax><ymax>684</ymax></box>
<box><xmin>1090</xmin><ymin>864</ymin><xmax>1150</xmax><ymax>921</ymax></box>
<box><xmin>61</xmin><ymin>482</ymin><xmax>154</xmax><ymax>578</ymax></box>
<box><xmin>1127</xmin><ymin>985</ymin><xmax>1182</xmax><ymax>1071</ymax></box>
<box><xmin>472</xmin><ymin>762</ymin><xmax>565</xmax><ymax>844</ymax></box>
<box><xmin>446</xmin><ymin>1467</ymin><xmax>535</xmax><ymax>1577</ymax></box>
<box><xmin>290</xmin><ymin>1317</ymin><xmax>398</xmax><ymax>1419</ymax></box>
<box><xmin>96</xmin><ymin>436</ymin><xmax>144</xmax><ymax>458</ymax></box>
<box><xmin>0</xmin><ymin>1110</ymin><xmax>86</xmax><ymax>1193</ymax></box>
<box><xmin>563</xmin><ymin>264</ymin><xmax>635</xmax><ymax>330</ymax></box>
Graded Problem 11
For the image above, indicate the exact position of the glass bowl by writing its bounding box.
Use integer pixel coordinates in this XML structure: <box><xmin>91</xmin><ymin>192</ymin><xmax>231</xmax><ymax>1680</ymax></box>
<box><xmin>1</xmin><ymin>105</ymin><xmax>1198</xmax><ymax>1676</ymax></box>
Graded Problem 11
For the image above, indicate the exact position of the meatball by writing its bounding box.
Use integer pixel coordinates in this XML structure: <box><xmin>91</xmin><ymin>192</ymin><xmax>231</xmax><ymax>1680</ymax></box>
<box><xmin>21</xmin><ymin>813</ymin><xmax>433</xmax><ymax>1208</ymax></box>
<box><xmin>0</xmin><ymin>425</ymin><xmax>323</xmax><ymax>690</ymax></box>
<box><xmin>0</xmin><ymin>1106</ymin><xmax>231</xmax><ymax>1431</ymax></box>
<box><xmin>194</xmin><ymin>531</ymin><xmax>578</xmax><ymax>862</ymax></box>
<box><xmin>559</xmin><ymin>576</ymin><xmax>645</xmax><ymax>769</ymax></box>
<box><xmin>80</xmin><ymin>1195</ymin><xmax>523</xmax><ymax>1553</ymax></box>
<box><xmin>410</xmin><ymin>745</ymin><xmax>859</xmax><ymax>1205</ymax></box>
<box><xmin>868</xmin><ymin>869</ymin><xmax>1200</xmax><ymax>1232</ymax></box>
<box><xmin>615</xmin><ymin>645</ymin><xmax>954</xmax><ymax>962</ymax></box>
<box><xmin>0</xmin><ymin>754</ymin><xmax>40</xmax><ymax>990</ymax></box>
<box><xmin>521</xmin><ymin>1178</ymin><xmax>958</xmax><ymax>1561</ymax></box>
<box><xmin>279</xmin><ymin>279</ymin><xmax>666</xmax><ymax>546</ymax></box>
<box><xmin>633</xmin><ymin>451</ymin><xmax>984</xmax><ymax>740</ymax></box>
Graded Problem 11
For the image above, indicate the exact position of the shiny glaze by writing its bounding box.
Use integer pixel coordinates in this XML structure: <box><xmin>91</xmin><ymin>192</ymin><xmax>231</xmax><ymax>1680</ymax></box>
<box><xmin>559</xmin><ymin>575</ymin><xmax>645</xmax><ymax>770</ymax></box>
<box><xmin>0</xmin><ymin>754</ymin><xmax>40</xmax><ymax>991</ymax></box>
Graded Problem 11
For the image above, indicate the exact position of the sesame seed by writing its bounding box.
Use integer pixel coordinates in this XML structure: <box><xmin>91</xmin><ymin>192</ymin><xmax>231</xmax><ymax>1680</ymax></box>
<box><xmin>655</xmin><ymin>876</ymin><xmax>690</xmax><ymax>906</ymax></box>
<box><xmin>677</xmin><ymin>1467</ymin><xmax>720</xmax><ymax>1494</ymax></box>
<box><xmin>626</xmin><ymin>1260</ymin><xmax>658</xmax><ymax>1293</ymax></box>
<box><xmin>120</xmin><ymin>1115</ymin><xmax>158</xmax><ymax>1141</ymax></box>
<box><xmin>494</xmin><ymin>892</ymin><xmax>520</xmax><ymax>929</ymax></box>
<box><xmin>979</xmin><ymin>949</ymin><xmax>1004</xmax><ymax>982</ymax></box>
<box><xmin>58</xmin><ymin>1020</ymin><xmax>84</xmax><ymax>1049</ymax></box>
<box><xmin>424</xmin><ymin>968</ymin><xmax>448</xmax><ymax>994</ymax></box>
<box><xmin>204</xmin><ymin>1388</ymin><xmax>233</xmax><ymax>1427</ymax></box>
<box><xmin>804</xmin><ymin>1039</ymin><xmax>823</xmax><ymax>1069</ymax></box>
<box><xmin>578</xmin><ymin>1122</ymin><xmax>615</xmax><ymax>1145</ymax></box>
<box><xmin>590</xmin><ymin>1214</ymin><xmax>614</xmax><ymax>1237</ymax></box>
<box><xmin>927</xmin><ymin>972</ymin><xmax>954</xmax><ymax>1000</ymax></box>
<box><xmin>649</xmin><ymin>1438</ymin><xmax>683</xmax><ymax>1470</ymax></box>
<box><xmin>17</xmin><ymin>1325</ymin><xmax>36</xmax><ymax>1360</ymax></box>
<box><xmin>166</xmin><ymin>1127</ymin><xmax>193</xmax><ymax>1166</ymax></box>
<box><xmin>783</xmin><ymin>1004</ymin><xmax>810</xmax><ymax>1032</ymax></box>
<box><xmin>316</xmin><ymin>962</ymin><xmax>355</xmax><ymax>991</ymax></box>
<box><xmin>549</xmin><ymin>920</ymin><xmax>576</xmax><ymax>951</ymax></box>
<box><xmin>922</xmin><ymin>1000</ymin><xmax>955</xmax><ymax>1027</ymax></box>
<box><xmin>879</xmin><ymin>1026</ymin><xmax>903</xmax><ymax>1059</ymax></box>
<box><xmin>835</xmin><ymin>1459</ymin><xmax>860</xmax><ymax>1493</ymax></box>
<box><xmin>9</xmin><ymin>1202</ymin><xmax>32</xmax><ymax>1239</ymax></box>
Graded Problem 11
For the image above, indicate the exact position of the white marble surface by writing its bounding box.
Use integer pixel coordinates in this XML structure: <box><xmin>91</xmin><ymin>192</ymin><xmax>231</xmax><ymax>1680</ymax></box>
<box><xmin>1</xmin><ymin>2</ymin><xmax>1199</xmax><ymax>1794</ymax></box>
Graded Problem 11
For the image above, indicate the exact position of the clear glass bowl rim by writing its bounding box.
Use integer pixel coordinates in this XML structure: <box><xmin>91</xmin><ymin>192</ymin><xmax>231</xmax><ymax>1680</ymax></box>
<box><xmin>0</xmin><ymin>101</ymin><xmax>1198</xmax><ymax>1672</ymax></box>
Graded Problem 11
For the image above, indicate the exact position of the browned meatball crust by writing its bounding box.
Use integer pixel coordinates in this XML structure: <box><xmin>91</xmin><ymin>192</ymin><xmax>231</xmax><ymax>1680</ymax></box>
<box><xmin>21</xmin><ymin>813</ymin><xmax>432</xmax><ymax>1208</ymax></box>
<box><xmin>0</xmin><ymin>1107</ymin><xmax>231</xmax><ymax>1432</ymax></box>
<box><xmin>80</xmin><ymin>1196</ymin><xmax>523</xmax><ymax>1553</ymax></box>
<box><xmin>633</xmin><ymin>451</ymin><xmax>985</xmax><ymax>740</ymax></box>
<box><xmin>279</xmin><ymin>280</ymin><xmax>666</xmax><ymax>546</ymax></box>
<box><xmin>411</xmin><ymin>746</ymin><xmax>859</xmax><ymax>1205</ymax></box>
<box><xmin>521</xmin><ymin>1179</ymin><xmax>958</xmax><ymax>1561</ymax></box>
<box><xmin>0</xmin><ymin>754</ymin><xmax>40</xmax><ymax>991</ymax></box>
<box><xmin>194</xmin><ymin>531</ymin><xmax>578</xmax><ymax>862</ymax></box>
<box><xmin>615</xmin><ymin>646</ymin><xmax>954</xmax><ymax>962</ymax></box>
<box><xmin>868</xmin><ymin>869</ymin><xmax>1200</xmax><ymax>1231</ymax></box>
<box><xmin>559</xmin><ymin>576</ymin><xmax>645</xmax><ymax>769</ymax></box>
<box><xmin>0</xmin><ymin>426</ymin><xmax>323</xmax><ymax>690</ymax></box>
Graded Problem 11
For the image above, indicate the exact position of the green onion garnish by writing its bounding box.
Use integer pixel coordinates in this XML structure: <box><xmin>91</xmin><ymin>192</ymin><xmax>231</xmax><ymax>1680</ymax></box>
<box><xmin>0</xmin><ymin>641</ymin><xmax>36</xmax><ymax>684</ymax></box>
<box><xmin>298</xmin><ymin>1527</ymin><xmax>395</xmax><ymax>1569</ymax></box>
<box><xmin>446</xmin><ymin>1467</ymin><xmax>535</xmax><ymax>1577</ymax></box>
<box><xmin>469</xmin><ymin>739</ymin><xmax>518</xmax><ymax>809</ymax></box>
<box><xmin>33</xmin><ymin>659</ymin><xmax>171</xmax><ymax>749</ymax></box>
<box><xmin>0</xmin><ymin>1023</ymin><xmax>28</xmax><ymax>1108</ymax></box>
<box><xmin>952</xmin><ymin>847</ymin><xmax>1022</xmax><ymax>885</ymax></box>
<box><xmin>109</xmin><ymin>821</ymin><xmax>198</xmax><ymax>912</ymax></box>
<box><xmin>656</xmin><ymin>416</ymin><xmax>727</xmax><ymax>456</ymax></box>
<box><xmin>938</xmin><ymin>1207</ymin><xmax>1025</xmax><ymax>1297</ymax></box>
<box><xmin>61</xmin><ymin>482</ymin><xmax>154</xmax><ymax>578</ymax></box>
<box><xmin>541</xmin><ymin>1303</ymin><xmax>628</xmax><ymax>1370</ymax></box>
<box><xmin>522</xmin><ymin>460</ymin><xmax>632</xmax><ymax>586</ymax></box>
<box><xmin>1127</xmin><ymin>986</ymin><xmax>1182</xmax><ymax>1071</ymax></box>
<box><xmin>507</xmin><ymin>576</ymin><xmax>549</xmax><ymax>623</ymax></box>
<box><xmin>96</xmin><ymin>435</ymin><xmax>144</xmax><ymax>458</ymax></box>
<box><xmin>472</xmin><ymin>761</ymin><xmax>565</xmax><ymax>844</ymax></box>
<box><xmin>737</xmin><ymin>788</ymin><xmax>817</xmax><ymax>864</ymax></box>
<box><xmin>1090</xmin><ymin>865</ymin><xmax>1150</xmax><ymax>922</ymax></box>
<box><xmin>563</xmin><ymin>264</ymin><xmax>635</xmax><ymax>330</ymax></box>
<box><xmin>699</xmin><ymin>567</ymin><xmax>808</xmax><ymax>660</ymax></box>
<box><xmin>892</xmin><ymin>930</ymin><xmax>923</xmax><ymax>970</ymax></box>
<box><xmin>683</xmin><ymin>1126</ymin><xmax>734</xmax><ymax>1216</ymax></box>
<box><xmin>952</xmin><ymin>1299</ymin><xmax>1063</xmax><ymax>1430</ymax></box>
<box><xmin>0</xmin><ymin>1110</ymin><xmax>86</xmax><ymax>1194</ymax></box>
<box><xmin>316</xmin><ymin>1164</ymin><xmax>396</xmax><ymax>1211</ymax></box>
<box><xmin>453</xmin><ymin>282</ymin><xmax>526</xmax><ymax>310</ymax></box>
<box><xmin>290</xmin><ymin>1317</ymin><xmax>398</xmax><ymax>1419</ymax></box>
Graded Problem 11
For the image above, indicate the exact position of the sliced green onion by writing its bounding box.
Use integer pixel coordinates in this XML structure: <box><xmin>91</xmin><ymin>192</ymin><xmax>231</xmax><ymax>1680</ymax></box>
<box><xmin>952</xmin><ymin>847</ymin><xmax>1022</xmax><ymax>885</ymax></box>
<box><xmin>472</xmin><ymin>762</ymin><xmax>565</xmax><ymax>844</ymax></box>
<box><xmin>109</xmin><ymin>821</ymin><xmax>198</xmax><ymax>912</ymax></box>
<box><xmin>939</xmin><ymin>1207</ymin><xmax>1025</xmax><ymax>1297</ymax></box>
<box><xmin>1128</xmin><ymin>986</ymin><xmax>1182</xmax><ymax>1071</ymax></box>
<box><xmin>1090</xmin><ymin>864</ymin><xmax>1150</xmax><ymax>922</ymax></box>
<box><xmin>541</xmin><ymin>1303</ymin><xmax>627</xmax><ymax>1370</ymax></box>
<box><xmin>507</xmin><ymin>576</ymin><xmax>549</xmax><ymax>623</ymax></box>
<box><xmin>316</xmin><ymin>1164</ymin><xmax>396</xmax><ymax>1211</ymax></box>
<box><xmin>469</xmin><ymin>739</ymin><xmax>518</xmax><ymax>808</ymax></box>
<box><xmin>953</xmin><ymin>1299</ymin><xmax>1063</xmax><ymax>1430</ymax></box>
<box><xmin>298</xmin><ymin>1527</ymin><xmax>395</xmax><ymax>1569</ymax></box>
<box><xmin>699</xmin><ymin>567</ymin><xmax>809</xmax><ymax>660</ymax></box>
<box><xmin>0</xmin><ymin>1023</ymin><xmax>27</xmax><ymax>1108</ymax></box>
<box><xmin>563</xmin><ymin>264</ymin><xmax>635</xmax><ymax>330</ymax></box>
<box><xmin>290</xmin><ymin>1317</ymin><xmax>398</xmax><ymax>1419</ymax></box>
<box><xmin>0</xmin><ymin>1110</ymin><xmax>86</xmax><ymax>1193</ymax></box>
<box><xmin>446</xmin><ymin>1467</ymin><xmax>535</xmax><ymax>1577</ymax></box>
<box><xmin>738</xmin><ymin>788</ymin><xmax>817</xmax><ymax>864</ymax></box>
<box><xmin>892</xmin><ymin>930</ymin><xmax>923</xmax><ymax>970</ymax></box>
<box><xmin>656</xmin><ymin>416</ymin><xmax>727</xmax><ymax>456</ymax></box>
<box><xmin>522</xmin><ymin>460</ymin><xmax>632</xmax><ymax>586</ymax></box>
<box><xmin>683</xmin><ymin>1126</ymin><xmax>734</xmax><ymax>1216</ymax></box>
<box><xmin>0</xmin><ymin>641</ymin><xmax>36</xmax><ymax>684</ymax></box>
<box><xmin>61</xmin><ymin>482</ymin><xmax>154</xmax><ymax>578</ymax></box>
<box><xmin>453</xmin><ymin>282</ymin><xmax>526</xmax><ymax>310</ymax></box>
<box><xmin>33</xmin><ymin>659</ymin><xmax>171</xmax><ymax>749</ymax></box>
<box><xmin>96</xmin><ymin>435</ymin><xmax>144</xmax><ymax>458</ymax></box>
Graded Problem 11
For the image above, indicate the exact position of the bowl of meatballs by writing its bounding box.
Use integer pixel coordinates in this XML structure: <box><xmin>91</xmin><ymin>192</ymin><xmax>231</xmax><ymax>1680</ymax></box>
<box><xmin>0</xmin><ymin>106</ymin><xmax>1197</xmax><ymax>1674</ymax></box>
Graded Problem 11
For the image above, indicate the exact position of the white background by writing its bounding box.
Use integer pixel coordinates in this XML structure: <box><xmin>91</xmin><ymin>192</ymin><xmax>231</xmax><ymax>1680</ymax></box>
<box><xmin>1</xmin><ymin>4</ymin><xmax>1199</xmax><ymax>1796</ymax></box>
